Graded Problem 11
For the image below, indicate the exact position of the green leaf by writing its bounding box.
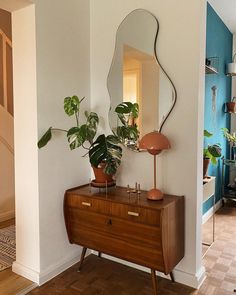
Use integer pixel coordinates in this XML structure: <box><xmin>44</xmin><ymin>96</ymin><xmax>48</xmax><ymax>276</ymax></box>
<box><xmin>204</xmin><ymin>130</ymin><xmax>213</xmax><ymax>138</ymax></box>
<box><xmin>85</xmin><ymin>111</ymin><xmax>99</xmax><ymax>125</ymax></box>
<box><xmin>116</xmin><ymin>125</ymin><xmax>139</xmax><ymax>142</ymax></box>
<box><xmin>85</xmin><ymin>111</ymin><xmax>99</xmax><ymax>144</ymax></box>
<box><xmin>89</xmin><ymin>134</ymin><xmax>122</xmax><ymax>175</ymax></box>
<box><xmin>67</xmin><ymin>126</ymin><xmax>87</xmax><ymax>150</ymax></box>
<box><xmin>208</xmin><ymin>144</ymin><xmax>222</xmax><ymax>158</ymax></box>
<box><xmin>131</xmin><ymin>103</ymin><xmax>139</xmax><ymax>118</ymax></box>
<box><xmin>64</xmin><ymin>96</ymin><xmax>80</xmax><ymax>116</ymax></box>
<box><xmin>38</xmin><ymin>127</ymin><xmax>52</xmax><ymax>148</ymax></box>
<box><xmin>115</xmin><ymin>102</ymin><xmax>133</xmax><ymax>114</ymax></box>
<box><xmin>117</xmin><ymin>113</ymin><xmax>128</xmax><ymax>126</ymax></box>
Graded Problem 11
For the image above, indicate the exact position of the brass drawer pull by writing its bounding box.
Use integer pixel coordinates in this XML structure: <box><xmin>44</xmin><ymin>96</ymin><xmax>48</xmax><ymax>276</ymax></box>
<box><xmin>128</xmin><ymin>211</ymin><xmax>139</xmax><ymax>217</ymax></box>
<box><xmin>82</xmin><ymin>202</ymin><xmax>91</xmax><ymax>207</ymax></box>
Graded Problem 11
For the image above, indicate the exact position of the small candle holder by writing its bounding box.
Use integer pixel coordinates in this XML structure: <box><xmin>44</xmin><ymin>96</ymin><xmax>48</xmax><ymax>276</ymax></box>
<box><xmin>127</xmin><ymin>183</ymin><xmax>141</xmax><ymax>200</ymax></box>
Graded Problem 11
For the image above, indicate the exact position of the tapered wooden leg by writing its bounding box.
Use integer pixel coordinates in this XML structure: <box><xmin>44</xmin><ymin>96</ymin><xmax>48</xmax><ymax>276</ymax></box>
<box><xmin>98</xmin><ymin>252</ymin><xmax>102</xmax><ymax>258</ymax></box>
<box><xmin>151</xmin><ymin>269</ymin><xmax>158</xmax><ymax>295</ymax></box>
<box><xmin>78</xmin><ymin>247</ymin><xmax>87</xmax><ymax>271</ymax></box>
<box><xmin>170</xmin><ymin>271</ymin><xmax>175</xmax><ymax>283</ymax></box>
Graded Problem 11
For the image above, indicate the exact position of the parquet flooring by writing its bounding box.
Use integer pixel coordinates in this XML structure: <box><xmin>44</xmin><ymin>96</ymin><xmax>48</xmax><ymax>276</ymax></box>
<box><xmin>29</xmin><ymin>201</ymin><xmax>236</xmax><ymax>295</ymax></box>
<box><xmin>0</xmin><ymin>219</ymin><xmax>35</xmax><ymax>295</ymax></box>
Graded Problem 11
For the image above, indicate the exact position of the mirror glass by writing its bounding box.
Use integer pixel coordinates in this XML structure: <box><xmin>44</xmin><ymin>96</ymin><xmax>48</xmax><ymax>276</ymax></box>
<box><xmin>107</xmin><ymin>9</ymin><xmax>176</xmax><ymax>151</ymax></box>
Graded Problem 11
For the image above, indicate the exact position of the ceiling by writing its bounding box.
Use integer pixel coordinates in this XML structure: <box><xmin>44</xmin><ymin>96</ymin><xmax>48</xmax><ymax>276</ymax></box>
<box><xmin>208</xmin><ymin>0</ymin><xmax>236</xmax><ymax>33</ymax></box>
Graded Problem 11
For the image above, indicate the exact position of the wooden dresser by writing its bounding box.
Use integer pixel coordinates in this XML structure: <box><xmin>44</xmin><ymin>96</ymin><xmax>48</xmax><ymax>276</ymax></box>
<box><xmin>64</xmin><ymin>185</ymin><xmax>184</xmax><ymax>294</ymax></box>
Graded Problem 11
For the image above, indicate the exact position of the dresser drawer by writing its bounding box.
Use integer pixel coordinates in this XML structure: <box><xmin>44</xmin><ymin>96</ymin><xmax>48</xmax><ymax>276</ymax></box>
<box><xmin>66</xmin><ymin>194</ymin><xmax>109</xmax><ymax>215</ymax></box>
<box><xmin>68</xmin><ymin>208</ymin><xmax>162</xmax><ymax>249</ymax></box>
<box><xmin>111</xmin><ymin>203</ymin><xmax>161</xmax><ymax>226</ymax></box>
<box><xmin>72</xmin><ymin>226</ymin><xmax>165</xmax><ymax>271</ymax></box>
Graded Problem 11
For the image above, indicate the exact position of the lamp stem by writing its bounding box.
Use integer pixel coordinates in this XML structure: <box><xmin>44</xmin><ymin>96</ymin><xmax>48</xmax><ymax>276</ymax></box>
<box><xmin>154</xmin><ymin>154</ymin><xmax>157</xmax><ymax>189</ymax></box>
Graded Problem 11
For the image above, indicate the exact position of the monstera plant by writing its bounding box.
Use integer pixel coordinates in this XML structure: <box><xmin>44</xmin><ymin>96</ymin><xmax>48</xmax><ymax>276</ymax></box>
<box><xmin>114</xmin><ymin>101</ymin><xmax>140</xmax><ymax>148</ymax></box>
<box><xmin>38</xmin><ymin>96</ymin><xmax>122</xmax><ymax>180</ymax></box>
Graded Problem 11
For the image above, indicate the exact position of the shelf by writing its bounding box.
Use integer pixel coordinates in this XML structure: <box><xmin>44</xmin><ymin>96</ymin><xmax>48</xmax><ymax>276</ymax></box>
<box><xmin>205</xmin><ymin>65</ymin><xmax>218</xmax><ymax>74</ymax></box>
<box><xmin>205</xmin><ymin>57</ymin><xmax>219</xmax><ymax>75</ymax></box>
<box><xmin>222</xmin><ymin>159</ymin><xmax>236</xmax><ymax>167</ymax></box>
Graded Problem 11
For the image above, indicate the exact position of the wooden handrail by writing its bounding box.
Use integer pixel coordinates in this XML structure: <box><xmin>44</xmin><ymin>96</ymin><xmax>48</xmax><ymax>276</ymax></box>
<box><xmin>0</xmin><ymin>29</ymin><xmax>12</xmax><ymax>47</ymax></box>
<box><xmin>0</xmin><ymin>135</ymin><xmax>14</xmax><ymax>155</ymax></box>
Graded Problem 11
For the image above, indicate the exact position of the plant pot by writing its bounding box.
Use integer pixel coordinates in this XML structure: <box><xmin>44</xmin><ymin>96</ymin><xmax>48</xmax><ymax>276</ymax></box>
<box><xmin>203</xmin><ymin>158</ymin><xmax>210</xmax><ymax>178</ymax></box>
<box><xmin>226</xmin><ymin>102</ymin><xmax>236</xmax><ymax>113</ymax></box>
<box><xmin>92</xmin><ymin>163</ymin><xmax>114</xmax><ymax>184</ymax></box>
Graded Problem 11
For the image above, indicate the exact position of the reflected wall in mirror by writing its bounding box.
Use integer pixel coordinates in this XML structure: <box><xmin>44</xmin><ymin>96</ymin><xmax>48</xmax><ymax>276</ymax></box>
<box><xmin>107</xmin><ymin>9</ymin><xmax>177</xmax><ymax>151</ymax></box>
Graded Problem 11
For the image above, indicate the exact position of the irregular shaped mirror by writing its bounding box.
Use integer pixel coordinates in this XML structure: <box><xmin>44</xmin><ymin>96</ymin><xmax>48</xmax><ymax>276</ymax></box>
<box><xmin>107</xmin><ymin>9</ymin><xmax>177</xmax><ymax>151</ymax></box>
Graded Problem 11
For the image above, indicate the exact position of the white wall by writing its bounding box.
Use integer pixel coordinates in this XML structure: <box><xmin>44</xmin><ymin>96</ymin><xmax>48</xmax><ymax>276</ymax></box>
<box><xmin>35</xmin><ymin>0</ymin><xmax>91</xmax><ymax>281</ymax></box>
<box><xmin>91</xmin><ymin>0</ymin><xmax>206</xmax><ymax>288</ymax></box>
<box><xmin>12</xmin><ymin>0</ymin><xmax>91</xmax><ymax>285</ymax></box>
<box><xmin>12</xmin><ymin>4</ymin><xmax>40</xmax><ymax>278</ymax></box>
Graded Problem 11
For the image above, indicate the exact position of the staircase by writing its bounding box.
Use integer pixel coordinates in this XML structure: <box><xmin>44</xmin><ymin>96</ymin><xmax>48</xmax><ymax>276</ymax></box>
<box><xmin>0</xmin><ymin>28</ymin><xmax>15</xmax><ymax>222</ymax></box>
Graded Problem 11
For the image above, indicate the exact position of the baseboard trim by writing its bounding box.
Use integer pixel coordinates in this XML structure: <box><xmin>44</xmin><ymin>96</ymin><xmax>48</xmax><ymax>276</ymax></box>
<box><xmin>0</xmin><ymin>210</ymin><xmax>15</xmax><ymax>223</ymax></box>
<box><xmin>16</xmin><ymin>283</ymin><xmax>38</xmax><ymax>295</ymax></box>
<box><xmin>92</xmin><ymin>251</ymin><xmax>206</xmax><ymax>289</ymax></box>
<box><xmin>12</xmin><ymin>262</ymin><xmax>40</xmax><ymax>284</ymax></box>
<box><xmin>13</xmin><ymin>248</ymin><xmax>90</xmax><ymax>286</ymax></box>
<box><xmin>202</xmin><ymin>199</ymin><xmax>222</xmax><ymax>224</ymax></box>
<box><xmin>38</xmin><ymin>252</ymin><xmax>81</xmax><ymax>285</ymax></box>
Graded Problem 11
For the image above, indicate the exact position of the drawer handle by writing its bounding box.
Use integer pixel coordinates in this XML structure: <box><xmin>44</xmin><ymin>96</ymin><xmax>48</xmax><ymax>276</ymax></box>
<box><xmin>128</xmin><ymin>211</ymin><xmax>139</xmax><ymax>217</ymax></box>
<box><xmin>82</xmin><ymin>202</ymin><xmax>91</xmax><ymax>207</ymax></box>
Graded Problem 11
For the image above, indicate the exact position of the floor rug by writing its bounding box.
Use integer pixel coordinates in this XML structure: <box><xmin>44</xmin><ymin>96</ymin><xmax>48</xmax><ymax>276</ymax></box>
<box><xmin>0</xmin><ymin>225</ymin><xmax>15</xmax><ymax>271</ymax></box>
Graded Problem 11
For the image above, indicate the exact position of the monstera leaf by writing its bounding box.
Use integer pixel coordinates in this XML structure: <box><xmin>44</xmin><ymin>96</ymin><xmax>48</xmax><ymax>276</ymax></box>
<box><xmin>117</xmin><ymin>125</ymin><xmax>139</xmax><ymax>142</ymax></box>
<box><xmin>67</xmin><ymin>126</ymin><xmax>87</xmax><ymax>150</ymax></box>
<box><xmin>38</xmin><ymin>127</ymin><xmax>53</xmax><ymax>148</ymax></box>
<box><xmin>67</xmin><ymin>111</ymin><xmax>99</xmax><ymax>149</ymax></box>
<box><xmin>85</xmin><ymin>111</ymin><xmax>99</xmax><ymax>144</ymax></box>
<box><xmin>64</xmin><ymin>96</ymin><xmax>84</xmax><ymax>116</ymax></box>
<box><xmin>115</xmin><ymin>102</ymin><xmax>139</xmax><ymax>127</ymax></box>
<box><xmin>89</xmin><ymin>134</ymin><xmax>122</xmax><ymax>175</ymax></box>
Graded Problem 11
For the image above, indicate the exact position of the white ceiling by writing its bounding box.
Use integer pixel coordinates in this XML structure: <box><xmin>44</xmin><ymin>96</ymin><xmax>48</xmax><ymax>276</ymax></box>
<box><xmin>208</xmin><ymin>0</ymin><xmax>236</xmax><ymax>33</ymax></box>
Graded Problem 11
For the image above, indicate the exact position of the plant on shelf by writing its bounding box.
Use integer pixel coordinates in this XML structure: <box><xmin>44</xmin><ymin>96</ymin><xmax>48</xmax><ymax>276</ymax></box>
<box><xmin>114</xmin><ymin>101</ymin><xmax>140</xmax><ymax>148</ymax></box>
<box><xmin>221</xmin><ymin>127</ymin><xmax>236</xmax><ymax>160</ymax></box>
<box><xmin>203</xmin><ymin>129</ymin><xmax>222</xmax><ymax>178</ymax></box>
<box><xmin>38</xmin><ymin>96</ymin><xmax>122</xmax><ymax>182</ymax></box>
<box><xmin>221</xmin><ymin>128</ymin><xmax>236</xmax><ymax>145</ymax></box>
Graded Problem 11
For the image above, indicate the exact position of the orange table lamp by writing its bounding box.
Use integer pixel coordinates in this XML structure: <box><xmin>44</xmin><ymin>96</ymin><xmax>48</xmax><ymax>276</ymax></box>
<box><xmin>139</xmin><ymin>131</ymin><xmax>170</xmax><ymax>200</ymax></box>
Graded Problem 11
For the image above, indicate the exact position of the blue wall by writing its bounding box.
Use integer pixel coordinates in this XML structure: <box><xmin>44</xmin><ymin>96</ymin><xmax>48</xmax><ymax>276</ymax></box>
<box><xmin>203</xmin><ymin>3</ymin><xmax>232</xmax><ymax>214</ymax></box>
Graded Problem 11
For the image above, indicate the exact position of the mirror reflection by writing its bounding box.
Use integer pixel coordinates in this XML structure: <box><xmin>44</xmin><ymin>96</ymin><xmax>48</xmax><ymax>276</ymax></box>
<box><xmin>108</xmin><ymin>9</ymin><xmax>176</xmax><ymax>151</ymax></box>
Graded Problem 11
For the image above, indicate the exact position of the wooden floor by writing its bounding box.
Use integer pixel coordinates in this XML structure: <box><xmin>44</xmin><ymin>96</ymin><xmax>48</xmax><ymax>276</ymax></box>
<box><xmin>29</xmin><ymin>200</ymin><xmax>236</xmax><ymax>295</ymax></box>
<box><xmin>0</xmin><ymin>219</ymin><xmax>35</xmax><ymax>295</ymax></box>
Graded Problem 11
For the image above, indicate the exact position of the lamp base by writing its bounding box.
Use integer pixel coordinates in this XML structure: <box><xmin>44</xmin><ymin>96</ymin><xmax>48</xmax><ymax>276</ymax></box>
<box><xmin>147</xmin><ymin>188</ymin><xmax>164</xmax><ymax>201</ymax></box>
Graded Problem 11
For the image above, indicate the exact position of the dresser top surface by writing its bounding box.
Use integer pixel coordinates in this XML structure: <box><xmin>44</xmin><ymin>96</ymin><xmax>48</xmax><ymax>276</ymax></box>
<box><xmin>65</xmin><ymin>184</ymin><xmax>184</xmax><ymax>209</ymax></box>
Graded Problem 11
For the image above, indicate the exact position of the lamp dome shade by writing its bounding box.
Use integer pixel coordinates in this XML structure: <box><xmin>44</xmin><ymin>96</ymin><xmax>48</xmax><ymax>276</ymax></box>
<box><xmin>227</xmin><ymin>63</ymin><xmax>236</xmax><ymax>76</ymax></box>
<box><xmin>139</xmin><ymin>131</ymin><xmax>170</xmax><ymax>155</ymax></box>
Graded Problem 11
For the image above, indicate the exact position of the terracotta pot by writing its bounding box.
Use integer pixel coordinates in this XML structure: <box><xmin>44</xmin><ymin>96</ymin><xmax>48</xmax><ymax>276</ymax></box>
<box><xmin>203</xmin><ymin>158</ymin><xmax>210</xmax><ymax>178</ymax></box>
<box><xmin>226</xmin><ymin>102</ymin><xmax>236</xmax><ymax>113</ymax></box>
<box><xmin>92</xmin><ymin>163</ymin><xmax>114</xmax><ymax>183</ymax></box>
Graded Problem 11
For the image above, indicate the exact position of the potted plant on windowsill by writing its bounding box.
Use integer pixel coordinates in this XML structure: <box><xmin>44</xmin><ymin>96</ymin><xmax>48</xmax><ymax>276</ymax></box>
<box><xmin>203</xmin><ymin>130</ymin><xmax>222</xmax><ymax>178</ymax></box>
<box><xmin>38</xmin><ymin>96</ymin><xmax>122</xmax><ymax>184</ymax></box>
